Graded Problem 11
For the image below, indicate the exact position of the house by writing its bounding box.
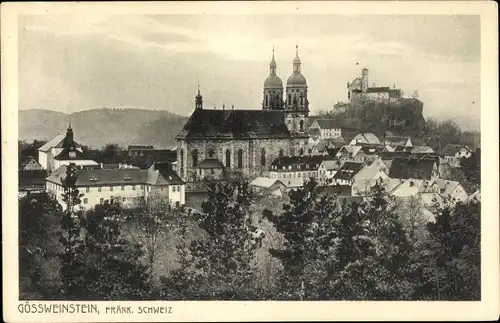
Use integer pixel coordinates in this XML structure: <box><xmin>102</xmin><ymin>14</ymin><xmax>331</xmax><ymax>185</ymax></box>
<box><xmin>268</xmin><ymin>155</ymin><xmax>330</xmax><ymax>184</ymax></box>
<box><xmin>46</xmin><ymin>162</ymin><xmax>185</xmax><ymax>210</ymax></box>
<box><xmin>331</xmin><ymin>161</ymin><xmax>364</xmax><ymax>186</ymax></box>
<box><xmin>349</xmin><ymin>133</ymin><xmax>381</xmax><ymax>146</ymax></box>
<box><xmin>18</xmin><ymin>170</ymin><xmax>48</xmax><ymax>197</ymax></box>
<box><xmin>351</xmin><ymin>158</ymin><xmax>390</xmax><ymax>196</ymax></box>
<box><xmin>127</xmin><ymin>145</ymin><xmax>155</xmax><ymax>157</ymax></box>
<box><xmin>384</xmin><ymin>136</ymin><xmax>413</xmax><ymax>149</ymax></box>
<box><xmin>388</xmin><ymin>157</ymin><xmax>439</xmax><ymax>181</ymax></box>
<box><xmin>439</xmin><ymin>144</ymin><xmax>473</xmax><ymax>167</ymax></box>
<box><xmin>249</xmin><ymin>177</ymin><xmax>286</xmax><ymax>198</ymax></box>
<box><xmin>309</xmin><ymin>119</ymin><xmax>343</xmax><ymax>140</ymax></box>
<box><xmin>430</xmin><ymin>179</ymin><xmax>469</xmax><ymax>203</ymax></box>
<box><xmin>124</xmin><ymin>148</ymin><xmax>177</xmax><ymax>169</ymax></box>
<box><xmin>20</xmin><ymin>156</ymin><xmax>43</xmax><ymax>171</ymax></box>
<box><xmin>310</xmin><ymin>140</ymin><xmax>330</xmax><ymax>156</ymax></box>
<box><xmin>359</xmin><ymin>144</ymin><xmax>384</xmax><ymax>163</ymax></box>
<box><xmin>335</xmin><ymin>145</ymin><xmax>366</xmax><ymax>164</ymax></box>
<box><xmin>318</xmin><ymin>159</ymin><xmax>341</xmax><ymax>186</ymax></box>
<box><xmin>38</xmin><ymin>124</ymin><xmax>99</xmax><ymax>172</ymax></box>
<box><xmin>411</xmin><ymin>146</ymin><xmax>434</xmax><ymax>154</ymax></box>
<box><xmin>317</xmin><ymin>184</ymin><xmax>353</xmax><ymax>197</ymax></box>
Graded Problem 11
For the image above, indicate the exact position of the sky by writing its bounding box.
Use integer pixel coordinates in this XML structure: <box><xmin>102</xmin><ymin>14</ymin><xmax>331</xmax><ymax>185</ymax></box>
<box><xmin>18</xmin><ymin>14</ymin><xmax>481</xmax><ymax>130</ymax></box>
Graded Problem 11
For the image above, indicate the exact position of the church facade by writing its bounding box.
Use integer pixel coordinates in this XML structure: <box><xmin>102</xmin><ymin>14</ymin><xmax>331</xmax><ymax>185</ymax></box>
<box><xmin>176</xmin><ymin>46</ymin><xmax>311</xmax><ymax>184</ymax></box>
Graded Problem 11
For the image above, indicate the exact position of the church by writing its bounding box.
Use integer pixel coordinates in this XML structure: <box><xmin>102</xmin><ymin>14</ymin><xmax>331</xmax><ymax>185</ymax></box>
<box><xmin>176</xmin><ymin>46</ymin><xmax>311</xmax><ymax>183</ymax></box>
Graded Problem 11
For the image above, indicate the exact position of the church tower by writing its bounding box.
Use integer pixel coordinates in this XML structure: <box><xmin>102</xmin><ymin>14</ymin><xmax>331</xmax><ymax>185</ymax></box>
<box><xmin>262</xmin><ymin>46</ymin><xmax>284</xmax><ymax>110</ymax></box>
<box><xmin>285</xmin><ymin>44</ymin><xmax>309</xmax><ymax>133</ymax></box>
<box><xmin>195</xmin><ymin>85</ymin><xmax>203</xmax><ymax>110</ymax></box>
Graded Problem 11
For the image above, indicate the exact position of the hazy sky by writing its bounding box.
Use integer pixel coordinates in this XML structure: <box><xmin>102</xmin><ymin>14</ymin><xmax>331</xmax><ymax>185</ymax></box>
<box><xmin>18</xmin><ymin>14</ymin><xmax>480</xmax><ymax>130</ymax></box>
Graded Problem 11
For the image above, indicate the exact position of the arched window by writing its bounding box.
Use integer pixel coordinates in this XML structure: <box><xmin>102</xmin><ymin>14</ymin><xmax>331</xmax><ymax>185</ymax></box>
<box><xmin>260</xmin><ymin>148</ymin><xmax>266</xmax><ymax>166</ymax></box>
<box><xmin>299</xmin><ymin>120</ymin><xmax>304</xmax><ymax>132</ymax></box>
<box><xmin>279</xmin><ymin>149</ymin><xmax>284</xmax><ymax>157</ymax></box>
<box><xmin>288</xmin><ymin>94</ymin><xmax>291</xmax><ymax>103</ymax></box>
<box><xmin>225</xmin><ymin>149</ymin><xmax>231</xmax><ymax>168</ymax></box>
<box><xmin>237</xmin><ymin>149</ymin><xmax>243</xmax><ymax>169</ymax></box>
<box><xmin>299</xmin><ymin>148</ymin><xmax>304</xmax><ymax>156</ymax></box>
<box><xmin>208</xmin><ymin>149</ymin><xmax>214</xmax><ymax>158</ymax></box>
<box><xmin>265</xmin><ymin>95</ymin><xmax>268</xmax><ymax>106</ymax></box>
<box><xmin>192</xmin><ymin>149</ymin><xmax>198</xmax><ymax>167</ymax></box>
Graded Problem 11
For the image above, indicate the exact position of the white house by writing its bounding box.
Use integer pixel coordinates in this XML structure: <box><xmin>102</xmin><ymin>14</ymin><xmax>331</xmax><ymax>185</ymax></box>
<box><xmin>46</xmin><ymin>162</ymin><xmax>185</xmax><ymax>211</ymax></box>
<box><xmin>317</xmin><ymin>159</ymin><xmax>340</xmax><ymax>186</ymax></box>
<box><xmin>335</xmin><ymin>145</ymin><xmax>366</xmax><ymax>164</ymax></box>
<box><xmin>38</xmin><ymin>124</ymin><xmax>98</xmax><ymax>171</ymax></box>
<box><xmin>351</xmin><ymin>159</ymin><xmax>390</xmax><ymax>195</ymax></box>
<box><xmin>384</xmin><ymin>136</ymin><xmax>413</xmax><ymax>149</ymax></box>
<box><xmin>309</xmin><ymin>119</ymin><xmax>343</xmax><ymax>140</ymax></box>
<box><xmin>430</xmin><ymin>179</ymin><xmax>469</xmax><ymax>203</ymax></box>
<box><xmin>268</xmin><ymin>155</ymin><xmax>327</xmax><ymax>184</ymax></box>
<box><xmin>440</xmin><ymin>144</ymin><xmax>473</xmax><ymax>167</ymax></box>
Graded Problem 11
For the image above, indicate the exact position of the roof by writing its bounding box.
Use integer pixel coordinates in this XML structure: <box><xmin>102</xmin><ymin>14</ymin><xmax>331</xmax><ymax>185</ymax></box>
<box><xmin>366</xmin><ymin>86</ymin><xmax>390</xmax><ymax>93</ymax></box>
<box><xmin>326</xmin><ymin>148</ymin><xmax>341</xmax><ymax>157</ymax></box>
<box><xmin>350</xmin><ymin>133</ymin><xmax>381</xmax><ymax>145</ymax></box>
<box><xmin>125</xmin><ymin>149</ymin><xmax>177</xmax><ymax>169</ymax></box>
<box><xmin>308</xmin><ymin>128</ymin><xmax>321</xmax><ymax>137</ymax></box>
<box><xmin>468</xmin><ymin>189</ymin><xmax>481</xmax><ymax>203</ymax></box>
<box><xmin>37</xmin><ymin>134</ymin><xmax>66</xmax><ymax>152</ymax></box>
<box><xmin>177</xmin><ymin>109</ymin><xmax>308</xmax><ymax>140</ymax></box>
<box><xmin>249</xmin><ymin>177</ymin><xmax>278</xmax><ymax>188</ymax></box>
<box><xmin>440</xmin><ymin>144</ymin><xmax>471</xmax><ymax>156</ymax></box>
<box><xmin>128</xmin><ymin>145</ymin><xmax>155</xmax><ymax>150</ymax></box>
<box><xmin>264</xmin><ymin>74</ymin><xmax>283</xmax><ymax>88</ymax></box>
<box><xmin>53</xmin><ymin>147</ymin><xmax>96</xmax><ymax>161</ymax></box>
<box><xmin>332</xmin><ymin>162</ymin><xmax>364</xmax><ymax>180</ymax></box>
<box><xmin>18</xmin><ymin>170</ymin><xmax>48</xmax><ymax>191</ymax></box>
<box><xmin>46</xmin><ymin>163</ymin><xmax>184</xmax><ymax>187</ymax></box>
<box><xmin>21</xmin><ymin>156</ymin><xmax>41</xmax><ymax>168</ymax></box>
<box><xmin>321</xmin><ymin>159</ymin><xmax>340</xmax><ymax>170</ymax></box>
<box><xmin>430</xmin><ymin>179</ymin><xmax>463</xmax><ymax>197</ymax></box>
<box><xmin>353</xmin><ymin>162</ymin><xmax>388</xmax><ymax>181</ymax></box>
<box><xmin>385</xmin><ymin>136</ymin><xmax>411</xmax><ymax>146</ymax></box>
<box><xmin>388</xmin><ymin>157</ymin><xmax>436</xmax><ymax>180</ymax></box>
<box><xmin>282</xmin><ymin>178</ymin><xmax>304</xmax><ymax>188</ymax></box>
<box><xmin>412</xmin><ymin>146</ymin><xmax>434</xmax><ymax>154</ymax></box>
<box><xmin>271</xmin><ymin>155</ymin><xmax>332</xmax><ymax>171</ymax></box>
<box><xmin>390</xmin><ymin>179</ymin><xmax>429</xmax><ymax>197</ymax></box>
<box><xmin>313</xmin><ymin>119</ymin><xmax>343</xmax><ymax>130</ymax></box>
<box><xmin>336</xmin><ymin>145</ymin><xmax>363</xmax><ymax>157</ymax></box>
<box><xmin>197</xmin><ymin>158</ymin><xmax>225</xmax><ymax>169</ymax></box>
<box><xmin>317</xmin><ymin>185</ymin><xmax>352</xmax><ymax>196</ymax></box>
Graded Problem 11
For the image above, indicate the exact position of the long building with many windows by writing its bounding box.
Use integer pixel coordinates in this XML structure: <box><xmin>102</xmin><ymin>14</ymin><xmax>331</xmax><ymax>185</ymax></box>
<box><xmin>46</xmin><ymin>162</ymin><xmax>185</xmax><ymax>210</ymax></box>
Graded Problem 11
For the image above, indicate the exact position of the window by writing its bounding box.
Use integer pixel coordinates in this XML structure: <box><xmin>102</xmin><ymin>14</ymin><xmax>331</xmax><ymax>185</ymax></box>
<box><xmin>290</xmin><ymin>149</ymin><xmax>295</xmax><ymax>156</ymax></box>
<box><xmin>308</xmin><ymin>148</ymin><xmax>312</xmax><ymax>155</ymax></box>
<box><xmin>299</xmin><ymin>120</ymin><xmax>304</xmax><ymax>132</ymax></box>
<box><xmin>140</xmin><ymin>185</ymin><xmax>144</xmax><ymax>190</ymax></box>
<box><xmin>175</xmin><ymin>201</ymin><xmax>180</xmax><ymax>208</ymax></box>
<box><xmin>83</xmin><ymin>198</ymin><xmax>88</xmax><ymax>204</ymax></box>
<box><xmin>237</xmin><ymin>149</ymin><xmax>243</xmax><ymax>169</ymax></box>
<box><xmin>299</xmin><ymin>148</ymin><xmax>304</xmax><ymax>156</ymax></box>
<box><xmin>173</xmin><ymin>186</ymin><xmax>176</xmax><ymax>193</ymax></box>
<box><xmin>288</xmin><ymin>94</ymin><xmax>291</xmax><ymax>103</ymax></box>
<box><xmin>208</xmin><ymin>149</ymin><xmax>214</xmax><ymax>158</ymax></box>
<box><xmin>180</xmin><ymin>149</ymin><xmax>184</xmax><ymax>174</ymax></box>
<box><xmin>161</xmin><ymin>187</ymin><xmax>164</xmax><ymax>191</ymax></box>
<box><xmin>86</xmin><ymin>187</ymin><xmax>90</xmax><ymax>193</ymax></box>
<box><xmin>122</xmin><ymin>197</ymin><xmax>126</xmax><ymax>202</ymax></box>
<box><xmin>260</xmin><ymin>148</ymin><xmax>266</xmax><ymax>166</ymax></box>
<box><xmin>132</xmin><ymin>185</ymin><xmax>136</xmax><ymax>191</ymax></box>
<box><xmin>192</xmin><ymin>149</ymin><xmax>199</xmax><ymax>167</ymax></box>
<box><xmin>99</xmin><ymin>198</ymin><xmax>104</xmax><ymax>204</ymax></box>
<box><xmin>225</xmin><ymin>149</ymin><xmax>231</xmax><ymax>168</ymax></box>
<box><xmin>98</xmin><ymin>187</ymin><xmax>102</xmax><ymax>192</ymax></box>
<box><xmin>121</xmin><ymin>185</ymin><xmax>125</xmax><ymax>191</ymax></box>
<box><xmin>265</xmin><ymin>95</ymin><xmax>268</xmax><ymax>106</ymax></box>
<box><xmin>110</xmin><ymin>186</ymin><xmax>114</xmax><ymax>192</ymax></box>
<box><xmin>279</xmin><ymin>149</ymin><xmax>284</xmax><ymax>157</ymax></box>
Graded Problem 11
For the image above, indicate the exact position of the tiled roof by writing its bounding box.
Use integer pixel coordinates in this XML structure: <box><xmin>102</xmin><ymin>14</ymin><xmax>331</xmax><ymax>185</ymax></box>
<box><xmin>412</xmin><ymin>146</ymin><xmax>434</xmax><ymax>154</ymax></box>
<box><xmin>37</xmin><ymin>134</ymin><xmax>66</xmax><ymax>152</ymax></box>
<box><xmin>250</xmin><ymin>177</ymin><xmax>278</xmax><ymax>188</ymax></box>
<box><xmin>388</xmin><ymin>157</ymin><xmax>436</xmax><ymax>180</ymax></box>
<box><xmin>20</xmin><ymin>156</ymin><xmax>41</xmax><ymax>168</ymax></box>
<box><xmin>128</xmin><ymin>145</ymin><xmax>155</xmax><ymax>150</ymax></box>
<box><xmin>385</xmin><ymin>136</ymin><xmax>410</xmax><ymax>146</ymax></box>
<box><xmin>317</xmin><ymin>185</ymin><xmax>352</xmax><ymax>196</ymax></box>
<box><xmin>18</xmin><ymin>170</ymin><xmax>48</xmax><ymax>191</ymax></box>
<box><xmin>430</xmin><ymin>179</ymin><xmax>464</xmax><ymax>197</ymax></box>
<box><xmin>351</xmin><ymin>133</ymin><xmax>381</xmax><ymax>145</ymax></box>
<box><xmin>47</xmin><ymin>163</ymin><xmax>184</xmax><ymax>187</ymax></box>
<box><xmin>177</xmin><ymin>109</ymin><xmax>308</xmax><ymax>140</ymax></box>
<box><xmin>125</xmin><ymin>149</ymin><xmax>177</xmax><ymax>169</ymax></box>
<box><xmin>197</xmin><ymin>158</ymin><xmax>225</xmax><ymax>169</ymax></box>
<box><xmin>326</xmin><ymin>148</ymin><xmax>341</xmax><ymax>157</ymax></box>
<box><xmin>336</xmin><ymin>145</ymin><xmax>363</xmax><ymax>157</ymax></box>
<box><xmin>313</xmin><ymin>119</ymin><xmax>344</xmax><ymax>129</ymax></box>
<box><xmin>321</xmin><ymin>159</ymin><xmax>340</xmax><ymax>170</ymax></box>
<box><xmin>332</xmin><ymin>162</ymin><xmax>364</xmax><ymax>180</ymax></box>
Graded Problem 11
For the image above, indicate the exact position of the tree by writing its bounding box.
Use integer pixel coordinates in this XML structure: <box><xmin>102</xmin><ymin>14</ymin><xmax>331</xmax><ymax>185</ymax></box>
<box><xmin>125</xmin><ymin>197</ymin><xmax>183</xmax><ymax>278</ymax></box>
<box><xmin>19</xmin><ymin>192</ymin><xmax>63</xmax><ymax>299</ymax></box>
<box><xmin>58</xmin><ymin>163</ymin><xmax>86</xmax><ymax>299</ymax></box>
<box><xmin>263</xmin><ymin>178</ymin><xmax>340</xmax><ymax>300</ymax></box>
<box><xmin>18</xmin><ymin>139</ymin><xmax>47</xmax><ymax>167</ymax></box>
<box><xmin>101</xmin><ymin>143</ymin><xmax>124</xmax><ymax>164</ymax></box>
<box><xmin>79</xmin><ymin>201</ymin><xmax>152</xmax><ymax>300</ymax></box>
<box><xmin>165</xmin><ymin>181</ymin><xmax>264</xmax><ymax>299</ymax></box>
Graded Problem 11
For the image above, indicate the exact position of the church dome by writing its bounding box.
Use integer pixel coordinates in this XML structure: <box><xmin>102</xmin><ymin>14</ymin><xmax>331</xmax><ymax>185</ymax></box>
<box><xmin>264</xmin><ymin>74</ymin><xmax>283</xmax><ymax>88</ymax></box>
<box><xmin>287</xmin><ymin>72</ymin><xmax>307</xmax><ymax>86</ymax></box>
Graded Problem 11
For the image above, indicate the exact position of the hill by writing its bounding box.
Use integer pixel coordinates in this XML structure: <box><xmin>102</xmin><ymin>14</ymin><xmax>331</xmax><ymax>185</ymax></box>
<box><xmin>19</xmin><ymin>108</ymin><xmax>188</xmax><ymax>149</ymax></box>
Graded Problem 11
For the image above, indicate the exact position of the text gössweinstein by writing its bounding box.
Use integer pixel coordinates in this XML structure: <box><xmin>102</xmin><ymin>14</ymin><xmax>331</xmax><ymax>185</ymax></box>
<box><xmin>18</xmin><ymin>303</ymin><xmax>172</xmax><ymax>315</ymax></box>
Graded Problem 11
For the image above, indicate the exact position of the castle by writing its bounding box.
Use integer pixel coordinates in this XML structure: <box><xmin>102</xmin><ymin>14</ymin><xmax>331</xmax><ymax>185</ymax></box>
<box><xmin>176</xmin><ymin>46</ymin><xmax>311</xmax><ymax>184</ymax></box>
<box><xmin>347</xmin><ymin>68</ymin><xmax>402</xmax><ymax>105</ymax></box>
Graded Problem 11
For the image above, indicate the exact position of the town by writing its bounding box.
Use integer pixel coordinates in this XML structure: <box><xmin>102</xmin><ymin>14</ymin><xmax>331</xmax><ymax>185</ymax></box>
<box><xmin>19</xmin><ymin>46</ymin><xmax>481</xmax><ymax>301</ymax></box>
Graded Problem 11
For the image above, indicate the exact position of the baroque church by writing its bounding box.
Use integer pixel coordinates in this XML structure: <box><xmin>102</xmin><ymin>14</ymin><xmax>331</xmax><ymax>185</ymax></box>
<box><xmin>176</xmin><ymin>46</ymin><xmax>311</xmax><ymax>183</ymax></box>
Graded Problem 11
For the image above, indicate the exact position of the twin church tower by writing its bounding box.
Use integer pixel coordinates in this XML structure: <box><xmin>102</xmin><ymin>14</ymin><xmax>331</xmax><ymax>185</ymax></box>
<box><xmin>263</xmin><ymin>45</ymin><xmax>309</xmax><ymax>133</ymax></box>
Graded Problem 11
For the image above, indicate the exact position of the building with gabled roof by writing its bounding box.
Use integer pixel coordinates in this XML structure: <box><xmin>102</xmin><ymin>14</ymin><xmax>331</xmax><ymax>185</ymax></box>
<box><xmin>331</xmin><ymin>161</ymin><xmax>364</xmax><ymax>186</ymax></box>
<box><xmin>38</xmin><ymin>124</ymin><xmax>98</xmax><ymax>172</ymax></box>
<box><xmin>309</xmin><ymin>118</ymin><xmax>343</xmax><ymax>140</ymax></box>
<box><xmin>388</xmin><ymin>156</ymin><xmax>439</xmax><ymax>181</ymax></box>
<box><xmin>46</xmin><ymin>162</ymin><xmax>185</xmax><ymax>210</ymax></box>
<box><xmin>349</xmin><ymin>132</ymin><xmax>381</xmax><ymax>146</ymax></box>
<box><xmin>20</xmin><ymin>156</ymin><xmax>43</xmax><ymax>171</ymax></box>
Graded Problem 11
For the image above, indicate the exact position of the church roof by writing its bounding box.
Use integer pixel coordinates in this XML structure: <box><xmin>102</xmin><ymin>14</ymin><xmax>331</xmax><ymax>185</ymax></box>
<box><xmin>53</xmin><ymin>147</ymin><xmax>95</xmax><ymax>161</ymax></box>
<box><xmin>38</xmin><ymin>134</ymin><xmax>66</xmax><ymax>152</ymax></box>
<box><xmin>264</xmin><ymin>74</ymin><xmax>283</xmax><ymax>88</ymax></box>
<box><xmin>287</xmin><ymin>73</ymin><xmax>307</xmax><ymax>86</ymax></box>
<box><xmin>177</xmin><ymin>109</ymin><xmax>308</xmax><ymax>140</ymax></box>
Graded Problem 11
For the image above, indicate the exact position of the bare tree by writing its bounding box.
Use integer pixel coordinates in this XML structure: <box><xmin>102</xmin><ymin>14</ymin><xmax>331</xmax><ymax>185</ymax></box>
<box><xmin>397</xmin><ymin>196</ymin><xmax>429</xmax><ymax>242</ymax></box>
